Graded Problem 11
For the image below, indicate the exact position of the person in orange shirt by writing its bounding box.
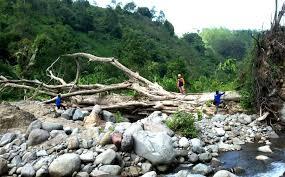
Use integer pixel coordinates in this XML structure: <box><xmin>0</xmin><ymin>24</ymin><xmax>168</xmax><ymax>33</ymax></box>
<box><xmin>177</xmin><ymin>74</ymin><xmax>186</xmax><ymax>94</ymax></box>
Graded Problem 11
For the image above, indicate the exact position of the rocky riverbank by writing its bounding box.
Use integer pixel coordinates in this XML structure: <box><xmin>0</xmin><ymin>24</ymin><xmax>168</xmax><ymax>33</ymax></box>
<box><xmin>0</xmin><ymin>102</ymin><xmax>279</xmax><ymax>177</ymax></box>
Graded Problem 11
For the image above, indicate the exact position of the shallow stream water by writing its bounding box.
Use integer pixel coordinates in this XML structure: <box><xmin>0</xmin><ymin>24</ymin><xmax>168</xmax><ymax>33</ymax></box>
<box><xmin>219</xmin><ymin>135</ymin><xmax>285</xmax><ymax>177</ymax></box>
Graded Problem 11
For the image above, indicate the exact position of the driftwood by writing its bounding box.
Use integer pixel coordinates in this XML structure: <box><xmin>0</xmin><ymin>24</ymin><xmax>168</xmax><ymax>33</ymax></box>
<box><xmin>0</xmin><ymin>53</ymin><xmax>241</xmax><ymax>116</ymax></box>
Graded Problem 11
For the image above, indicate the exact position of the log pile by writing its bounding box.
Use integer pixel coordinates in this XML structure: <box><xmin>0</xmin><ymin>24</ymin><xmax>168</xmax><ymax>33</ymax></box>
<box><xmin>0</xmin><ymin>53</ymin><xmax>241</xmax><ymax>116</ymax></box>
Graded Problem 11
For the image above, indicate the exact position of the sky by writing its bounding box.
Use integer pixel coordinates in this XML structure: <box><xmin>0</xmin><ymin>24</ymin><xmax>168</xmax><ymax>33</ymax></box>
<box><xmin>95</xmin><ymin>0</ymin><xmax>284</xmax><ymax>35</ymax></box>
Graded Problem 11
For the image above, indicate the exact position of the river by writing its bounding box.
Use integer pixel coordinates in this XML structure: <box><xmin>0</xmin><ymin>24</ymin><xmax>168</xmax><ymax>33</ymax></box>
<box><xmin>219</xmin><ymin>135</ymin><xmax>285</xmax><ymax>177</ymax></box>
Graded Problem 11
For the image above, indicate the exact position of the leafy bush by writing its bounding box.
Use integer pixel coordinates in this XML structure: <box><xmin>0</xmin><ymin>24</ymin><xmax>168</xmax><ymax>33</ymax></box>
<box><xmin>115</xmin><ymin>111</ymin><xmax>124</xmax><ymax>123</ymax></box>
<box><xmin>166</xmin><ymin>111</ymin><xmax>198</xmax><ymax>138</ymax></box>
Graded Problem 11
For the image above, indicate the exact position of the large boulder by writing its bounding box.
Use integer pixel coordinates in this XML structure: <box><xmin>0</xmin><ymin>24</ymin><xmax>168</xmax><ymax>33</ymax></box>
<box><xmin>27</xmin><ymin>129</ymin><xmax>50</xmax><ymax>146</ymax></box>
<box><xmin>213</xmin><ymin>170</ymin><xmax>237</xmax><ymax>177</ymax></box>
<box><xmin>0</xmin><ymin>158</ymin><xmax>8</xmax><ymax>176</ymax></box>
<box><xmin>133</xmin><ymin>130</ymin><xmax>175</xmax><ymax>165</ymax></box>
<box><xmin>48</xmin><ymin>153</ymin><xmax>81</xmax><ymax>177</ymax></box>
<box><xmin>41</xmin><ymin>122</ymin><xmax>63</xmax><ymax>132</ymax></box>
<box><xmin>102</xmin><ymin>110</ymin><xmax>116</xmax><ymax>123</ymax></box>
<box><xmin>25</xmin><ymin>120</ymin><xmax>42</xmax><ymax>139</ymax></box>
<box><xmin>0</xmin><ymin>103</ymin><xmax>35</xmax><ymax>134</ymax></box>
<box><xmin>125</xmin><ymin>123</ymin><xmax>143</xmax><ymax>135</ymax></box>
<box><xmin>0</xmin><ymin>133</ymin><xmax>16</xmax><ymax>146</ymax></box>
<box><xmin>95</xmin><ymin>149</ymin><xmax>116</xmax><ymax>165</ymax></box>
<box><xmin>141</xmin><ymin>111</ymin><xmax>173</xmax><ymax>136</ymax></box>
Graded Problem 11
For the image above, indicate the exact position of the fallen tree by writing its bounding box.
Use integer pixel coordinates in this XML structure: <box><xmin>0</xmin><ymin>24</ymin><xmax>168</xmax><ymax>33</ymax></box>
<box><xmin>0</xmin><ymin>53</ymin><xmax>241</xmax><ymax>116</ymax></box>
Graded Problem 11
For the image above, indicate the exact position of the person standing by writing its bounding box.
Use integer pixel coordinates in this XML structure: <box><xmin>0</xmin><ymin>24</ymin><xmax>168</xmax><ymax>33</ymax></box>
<box><xmin>55</xmin><ymin>94</ymin><xmax>66</xmax><ymax>110</ymax></box>
<box><xmin>214</xmin><ymin>91</ymin><xmax>225</xmax><ymax>114</ymax></box>
<box><xmin>177</xmin><ymin>74</ymin><xmax>186</xmax><ymax>94</ymax></box>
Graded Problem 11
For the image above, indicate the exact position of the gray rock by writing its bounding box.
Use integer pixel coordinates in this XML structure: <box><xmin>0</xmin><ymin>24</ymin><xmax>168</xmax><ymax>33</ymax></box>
<box><xmin>76</xmin><ymin>172</ymin><xmax>89</xmax><ymax>177</ymax></box>
<box><xmin>90</xmin><ymin>170</ymin><xmax>109</xmax><ymax>177</ymax></box>
<box><xmin>141</xmin><ymin>171</ymin><xmax>157</xmax><ymax>177</ymax></box>
<box><xmin>27</xmin><ymin>129</ymin><xmax>50</xmax><ymax>146</ymax></box>
<box><xmin>133</xmin><ymin>130</ymin><xmax>175</xmax><ymax>165</ymax></box>
<box><xmin>21</xmin><ymin>164</ymin><xmax>35</xmax><ymax>177</ymax></box>
<box><xmin>102</xmin><ymin>110</ymin><xmax>116</xmax><ymax>123</ymax></box>
<box><xmin>41</xmin><ymin>122</ymin><xmax>63</xmax><ymax>132</ymax></box>
<box><xmin>95</xmin><ymin>149</ymin><xmax>116</xmax><ymax>165</ymax></box>
<box><xmin>99</xmin><ymin>165</ymin><xmax>121</xmax><ymax>175</ymax></box>
<box><xmin>121</xmin><ymin>133</ymin><xmax>133</xmax><ymax>152</ymax></box>
<box><xmin>0</xmin><ymin>147</ymin><xmax>6</xmax><ymax>155</ymax></box>
<box><xmin>81</xmin><ymin>164</ymin><xmax>93</xmax><ymax>173</ymax></box>
<box><xmin>0</xmin><ymin>158</ymin><xmax>8</xmax><ymax>175</ymax></box>
<box><xmin>25</xmin><ymin>120</ymin><xmax>42</xmax><ymax>139</ymax></box>
<box><xmin>80</xmin><ymin>151</ymin><xmax>95</xmax><ymax>162</ymax></box>
<box><xmin>36</xmin><ymin>167</ymin><xmax>49</xmax><ymax>177</ymax></box>
<box><xmin>23</xmin><ymin>151</ymin><xmax>37</xmax><ymax>163</ymax></box>
<box><xmin>48</xmin><ymin>153</ymin><xmax>81</xmax><ymax>177</ymax></box>
<box><xmin>192</xmin><ymin>163</ymin><xmax>213</xmax><ymax>176</ymax></box>
<box><xmin>269</xmin><ymin>131</ymin><xmax>279</xmax><ymax>139</ymax></box>
<box><xmin>198</xmin><ymin>152</ymin><xmax>212</xmax><ymax>162</ymax></box>
<box><xmin>0</xmin><ymin>133</ymin><xmax>16</xmax><ymax>146</ymax></box>
<box><xmin>213</xmin><ymin>170</ymin><xmax>237</xmax><ymax>177</ymax></box>
<box><xmin>179</xmin><ymin>137</ymin><xmax>190</xmax><ymax>148</ymax></box>
<box><xmin>175</xmin><ymin>170</ymin><xmax>205</xmax><ymax>177</ymax></box>
<box><xmin>67</xmin><ymin>136</ymin><xmax>80</xmax><ymax>150</ymax></box>
<box><xmin>73</xmin><ymin>109</ymin><xmax>86</xmax><ymax>121</ymax></box>
<box><xmin>11</xmin><ymin>155</ymin><xmax>22</xmax><ymax>167</ymax></box>
<box><xmin>142</xmin><ymin>162</ymin><xmax>152</xmax><ymax>173</ymax></box>
<box><xmin>36</xmin><ymin>150</ymin><xmax>48</xmax><ymax>157</ymax></box>
<box><xmin>63</xmin><ymin>127</ymin><xmax>72</xmax><ymax>135</ymax></box>
<box><xmin>61</xmin><ymin>108</ymin><xmax>76</xmax><ymax>120</ymax></box>
<box><xmin>188</xmin><ymin>153</ymin><xmax>199</xmax><ymax>163</ymax></box>
<box><xmin>191</xmin><ymin>138</ymin><xmax>204</xmax><ymax>154</ymax></box>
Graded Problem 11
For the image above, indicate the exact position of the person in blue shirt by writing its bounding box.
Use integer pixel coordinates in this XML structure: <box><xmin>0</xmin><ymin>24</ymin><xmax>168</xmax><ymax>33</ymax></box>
<box><xmin>55</xmin><ymin>94</ymin><xmax>66</xmax><ymax>110</ymax></box>
<box><xmin>214</xmin><ymin>91</ymin><xmax>225</xmax><ymax>114</ymax></box>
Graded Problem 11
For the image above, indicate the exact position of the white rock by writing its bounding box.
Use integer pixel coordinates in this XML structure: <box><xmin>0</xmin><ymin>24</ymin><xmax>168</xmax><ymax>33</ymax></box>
<box><xmin>256</xmin><ymin>155</ymin><xmax>269</xmax><ymax>161</ymax></box>
<box><xmin>141</xmin><ymin>171</ymin><xmax>157</xmax><ymax>177</ymax></box>
<box><xmin>213</xmin><ymin>170</ymin><xmax>237</xmax><ymax>177</ymax></box>
<box><xmin>215</xmin><ymin>128</ymin><xmax>225</xmax><ymax>136</ymax></box>
<box><xmin>257</xmin><ymin>145</ymin><xmax>272</xmax><ymax>153</ymax></box>
<box><xmin>179</xmin><ymin>137</ymin><xmax>190</xmax><ymax>148</ymax></box>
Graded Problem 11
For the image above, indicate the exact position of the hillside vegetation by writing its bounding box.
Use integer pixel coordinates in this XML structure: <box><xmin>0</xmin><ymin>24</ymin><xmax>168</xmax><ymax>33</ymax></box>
<box><xmin>0</xmin><ymin>0</ymin><xmax>255</xmax><ymax>100</ymax></box>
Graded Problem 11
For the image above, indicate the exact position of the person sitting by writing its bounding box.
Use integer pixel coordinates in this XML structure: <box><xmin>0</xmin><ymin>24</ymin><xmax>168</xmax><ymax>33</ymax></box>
<box><xmin>214</xmin><ymin>90</ymin><xmax>225</xmax><ymax>114</ymax></box>
<box><xmin>55</xmin><ymin>94</ymin><xmax>66</xmax><ymax>110</ymax></box>
<box><xmin>177</xmin><ymin>74</ymin><xmax>186</xmax><ymax>94</ymax></box>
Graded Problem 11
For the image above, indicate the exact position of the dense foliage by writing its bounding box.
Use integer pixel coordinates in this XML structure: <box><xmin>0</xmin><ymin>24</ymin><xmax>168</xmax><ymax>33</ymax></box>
<box><xmin>166</xmin><ymin>111</ymin><xmax>198</xmax><ymax>138</ymax></box>
<box><xmin>0</xmin><ymin>0</ymin><xmax>255</xmax><ymax>100</ymax></box>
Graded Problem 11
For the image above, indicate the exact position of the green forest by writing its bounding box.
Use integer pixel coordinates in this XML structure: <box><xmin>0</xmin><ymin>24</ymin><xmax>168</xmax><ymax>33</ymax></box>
<box><xmin>0</xmin><ymin>0</ymin><xmax>256</xmax><ymax>100</ymax></box>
